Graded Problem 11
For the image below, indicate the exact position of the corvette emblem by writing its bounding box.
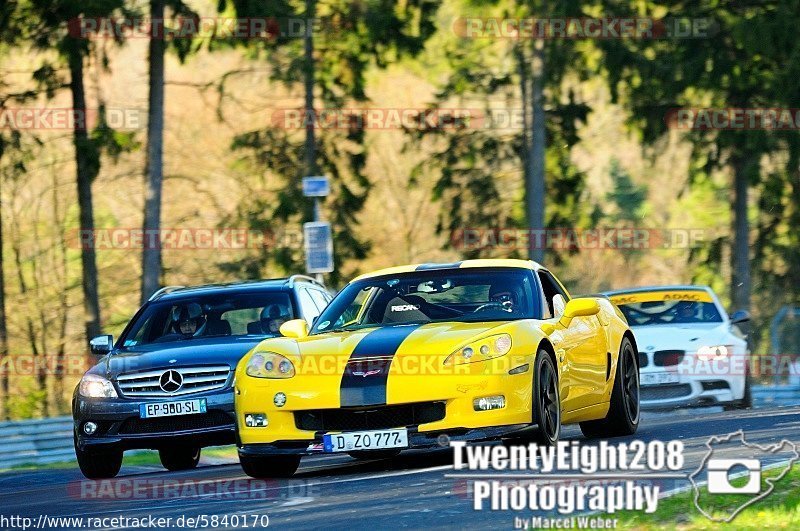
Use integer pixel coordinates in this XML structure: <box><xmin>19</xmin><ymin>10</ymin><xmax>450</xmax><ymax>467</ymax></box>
<box><xmin>352</xmin><ymin>369</ymin><xmax>382</xmax><ymax>378</ymax></box>
<box><xmin>159</xmin><ymin>370</ymin><xmax>183</xmax><ymax>393</ymax></box>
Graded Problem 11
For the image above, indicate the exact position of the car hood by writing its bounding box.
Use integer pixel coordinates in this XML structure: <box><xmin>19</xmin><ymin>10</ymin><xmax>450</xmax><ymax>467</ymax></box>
<box><xmin>260</xmin><ymin>320</ymin><xmax>514</xmax><ymax>363</ymax></box>
<box><xmin>631</xmin><ymin>323</ymin><xmax>731</xmax><ymax>352</ymax></box>
<box><xmin>91</xmin><ymin>336</ymin><xmax>267</xmax><ymax>378</ymax></box>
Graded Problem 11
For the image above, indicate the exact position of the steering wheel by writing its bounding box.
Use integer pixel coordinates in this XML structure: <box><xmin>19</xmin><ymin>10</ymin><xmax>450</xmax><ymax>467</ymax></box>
<box><xmin>473</xmin><ymin>302</ymin><xmax>511</xmax><ymax>313</ymax></box>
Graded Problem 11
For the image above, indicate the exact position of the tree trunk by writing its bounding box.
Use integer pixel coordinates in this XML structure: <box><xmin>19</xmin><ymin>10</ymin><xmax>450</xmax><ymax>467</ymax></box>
<box><xmin>0</xmin><ymin>179</ymin><xmax>9</xmax><ymax>420</ymax></box>
<box><xmin>303</xmin><ymin>0</ymin><xmax>317</xmax><ymax>177</ymax></box>
<box><xmin>515</xmin><ymin>41</ymin><xmax>531</xmax><ymax>185</ymax></box>
<box><xmin>52</xmin><ymin>170</ymin><xmax>70</xmax><ymax>415</ymax></box>
<box><xmin>731</xmin><ymin>154</ymin><xmax>752</xmax><ymax>312</ymax></box>
<box><xmin>10</xmin><ymin>235</ymin><xmax>42</xmax><ymax>413</ymax></box>
<box><xmin>140</xmin><ymin>0</ymin><xmax>166</xmax><ymax>304</ymax></box>
<box><xmin>67</xmin><ymin>47</ymin><xmax>102</xmax><ymax>342</ymax></box>
<box><xmin>526</xmin><ymin>39</ymin><xmax>546</xmax><ymax>264</ymax></box>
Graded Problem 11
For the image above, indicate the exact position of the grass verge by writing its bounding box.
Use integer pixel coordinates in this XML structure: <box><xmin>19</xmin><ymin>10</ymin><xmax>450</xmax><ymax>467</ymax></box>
<box><xmin>615</xmin><ymin>463</ymin><xmax>800</xmax><ymax>529</ymax></box>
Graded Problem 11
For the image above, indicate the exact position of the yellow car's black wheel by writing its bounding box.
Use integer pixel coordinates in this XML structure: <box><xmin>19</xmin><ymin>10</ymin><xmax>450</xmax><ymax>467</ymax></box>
<box><xmin>533</xmin><ymin>350</ymin><xmax>561</xmax><ymax>445</ymax></box>
<box><xmin>159</xmin><ymin>447</ymin><xmax>200</xmax><ymax>471</ymax></box>
<box><xmin>501</xmin><ymin>349</ymin><xmax>560</xmax><ymax>447</ymax></box>
<box><xmin>580</xmin><ymin>337</ymin><xmax>639</xmax><ymax>438</ymax></box>
<box><xmin>239</xmin><ymin>454</ymin><xmax>300</xmax><ymax>478</ymax></box>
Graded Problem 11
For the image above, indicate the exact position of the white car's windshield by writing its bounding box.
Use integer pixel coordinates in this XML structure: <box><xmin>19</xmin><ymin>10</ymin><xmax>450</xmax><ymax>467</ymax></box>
<box><xmin>311</xmin><ymin>268</ymin><xmax>539</xmax><ymax>334</ymax></box>
<box><xmin>616</xmin><ymin>298</ymin><xmax>722</xmax><ymax>326</ymax></box>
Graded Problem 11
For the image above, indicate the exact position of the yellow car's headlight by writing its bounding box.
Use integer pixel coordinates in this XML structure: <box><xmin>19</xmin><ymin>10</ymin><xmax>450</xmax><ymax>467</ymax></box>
<box><xmin>444</xmin><ymin>334</ymin><xmax>512</xmax><ymax>365</ymax></box>
<box><xmin>246</xmin><ymin>352</ymin><xmax>296</xmax><ymax>378</ymax></box>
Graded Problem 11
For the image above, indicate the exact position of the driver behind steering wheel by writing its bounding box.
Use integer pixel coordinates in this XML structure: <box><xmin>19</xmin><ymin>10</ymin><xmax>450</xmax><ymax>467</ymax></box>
<box><xmin>674</xmin><ymin>301</ymin><xmax>696</xmax><ymax>322</ymax></box>
<box><xmin>171</xmin><ymin>303</ymin><xmax>206</xmax><ymax>337</ymax></box>
<box><xmin>487</xmin><ymin>284</ymin><xmax>520</xmax><ymax>313</ymax></box>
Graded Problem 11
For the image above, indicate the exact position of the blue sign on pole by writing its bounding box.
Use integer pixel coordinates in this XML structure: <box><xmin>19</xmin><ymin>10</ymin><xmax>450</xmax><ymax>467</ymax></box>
<box><xmin>302</xmin><ymin>176</ymin><xmax>330</xmax><ymax>197</ymax></box>
<box><xmin>304</xmin><ymin>222</ymin><xmax>334</xmax><ymax>274</ymax></box>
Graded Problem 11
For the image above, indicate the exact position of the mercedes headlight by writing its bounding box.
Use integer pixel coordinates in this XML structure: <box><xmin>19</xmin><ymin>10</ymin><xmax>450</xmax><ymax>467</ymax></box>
<box><xmin>79</xmin><ymin>374</ymin><xmax>118</xmax><ymax>398</ymax></box>
<box><xmin>697</xmin><ymin>345</ymin><xmax>732</xmax><ymax>361</ymax></box>
<box><xmin>246</xmin><ymin>352</ymin><xmax>296</xmax><ymax>378</ymax></box>
<box><xmin>444</xmin><ymin>334</ymin><xmax>512</xmax><ymax>365</ymax></box>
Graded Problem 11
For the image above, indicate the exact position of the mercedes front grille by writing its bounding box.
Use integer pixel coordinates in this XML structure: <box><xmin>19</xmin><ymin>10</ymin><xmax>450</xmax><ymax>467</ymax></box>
<box><xmin>116</xmin><ymin>366</ymin><xmax>231</xmax><ymax>398</ymax></box>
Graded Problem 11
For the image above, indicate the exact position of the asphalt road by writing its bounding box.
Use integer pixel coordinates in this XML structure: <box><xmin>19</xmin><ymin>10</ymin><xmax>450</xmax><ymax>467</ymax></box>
<box><xmin>3</xmin><ymin>405</ymin><xmax>800</xmax><ymax>530</ymax></box>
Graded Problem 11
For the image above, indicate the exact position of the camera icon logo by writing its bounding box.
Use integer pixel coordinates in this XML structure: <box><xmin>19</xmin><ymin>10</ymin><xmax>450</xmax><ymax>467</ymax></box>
<box><xmin>690</xmin><ymin>430</ymin><xmax>799</xmax><ymax>522</ymax></box>
<box><xmin>707</xmin><ymin>459</ymin><xmax>761</xmax><ymax>494</ymax></box>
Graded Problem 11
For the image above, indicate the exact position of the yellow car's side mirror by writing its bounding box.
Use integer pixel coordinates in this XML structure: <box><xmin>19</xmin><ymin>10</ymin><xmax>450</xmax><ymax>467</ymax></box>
<box><xmin>559</xmin><ymin>298</ymin><xmax>601</xmax><ymax>326</ymax></box>
<box><xmin>279</xmin><ymin>319</ymin><xmax>309</xmax><ymax>339</ymax></box>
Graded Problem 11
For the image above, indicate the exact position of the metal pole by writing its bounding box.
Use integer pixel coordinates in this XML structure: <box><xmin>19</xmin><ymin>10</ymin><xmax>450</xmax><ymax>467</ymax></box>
<box><xmin>314</xmin><ymin>197</ymin><xmax>323</xmax><ymax>284</ymax></box>
<box><xmin>770</xmin><ymin>307</ymin><xmax>786</xmax><ymax>386</ymax></box>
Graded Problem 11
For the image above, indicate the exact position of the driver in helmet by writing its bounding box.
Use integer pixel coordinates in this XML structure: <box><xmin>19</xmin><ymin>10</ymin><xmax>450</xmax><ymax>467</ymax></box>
<box><xmin>674</xmin><ymin>301</ymin><xmax>696</xmax><ymax>322</ymax></box>
<box><xmin>488</xmin><ymin>284</ymin><xmax>519</xmax><ymax>312</ymax></box>
<box><xmin>171</xmin><ymin>303</ymin><xmax>206</xmax><ymax>337</ymax></box>
<box><xmin>261</xmin><ymin>304</ymin><xmax>290</xmax><ymax>334</ymax></box>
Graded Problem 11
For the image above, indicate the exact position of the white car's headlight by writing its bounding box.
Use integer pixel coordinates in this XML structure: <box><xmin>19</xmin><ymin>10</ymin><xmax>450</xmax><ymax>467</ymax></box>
<box><xmin>444</xmin><ymin>334</ymin><xmax>512</xmax><ymax>365</ymax></box>
<box><xmin>697</xmin><ymin>345</ymin><xmax>732</xmax><ymax>361</ymax></box>
<box><xmin>246</xmin><ymin>352</ymin><xmax>296</xmax><ymax>379</ymax></box>
<box><xmin>79</xmin><ymin>374</ymin><xmax>118</xmax><ymax>398</ymax></box>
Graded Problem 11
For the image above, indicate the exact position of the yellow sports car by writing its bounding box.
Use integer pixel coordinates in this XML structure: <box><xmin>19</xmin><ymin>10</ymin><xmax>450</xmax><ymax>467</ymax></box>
<box><xmin>234</xmin><ymin>259</ymin><xmax>640</xmax><ymax>477</ymax></box>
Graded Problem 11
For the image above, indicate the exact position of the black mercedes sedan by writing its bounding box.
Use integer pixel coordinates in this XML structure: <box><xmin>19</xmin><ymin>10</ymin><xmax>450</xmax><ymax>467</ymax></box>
<box><xmin>72</xmin><ymin>275</ymin><xmax>331</xmax><ymax>478</ymax></box>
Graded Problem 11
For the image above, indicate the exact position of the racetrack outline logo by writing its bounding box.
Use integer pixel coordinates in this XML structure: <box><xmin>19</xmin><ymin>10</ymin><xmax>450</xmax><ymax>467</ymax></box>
<box><xmin>689</xmin><ymin>430</ymin><xmax>799</xmax><ymax>522</ymax></box>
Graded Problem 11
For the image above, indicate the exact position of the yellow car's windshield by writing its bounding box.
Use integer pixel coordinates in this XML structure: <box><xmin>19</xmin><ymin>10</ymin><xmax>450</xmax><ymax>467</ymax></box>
<box><xmin>311</xmin><ymin>268</ymin><xmax>539</xmax><ymax>334</ymax></box>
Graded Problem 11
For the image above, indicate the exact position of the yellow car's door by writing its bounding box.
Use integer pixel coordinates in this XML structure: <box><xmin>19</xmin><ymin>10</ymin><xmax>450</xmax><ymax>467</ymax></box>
<box><xmin>552</xmin><ymin>314</ymin><xmax>608</xmax><ymax>413</ymax></box>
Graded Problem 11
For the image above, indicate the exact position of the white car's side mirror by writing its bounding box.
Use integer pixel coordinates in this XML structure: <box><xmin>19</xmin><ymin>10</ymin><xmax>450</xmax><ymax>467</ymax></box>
<box><xmin>730</xmin><ymin>310</ymin><xmax>750</xmax><ymax>325</ymax></box>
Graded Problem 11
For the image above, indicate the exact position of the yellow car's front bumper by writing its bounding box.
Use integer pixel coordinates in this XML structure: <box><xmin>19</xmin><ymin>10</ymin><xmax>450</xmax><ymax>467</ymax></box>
<box><xmin>236</xmin><ymin>365</ymin><xmax>534</xmax><ymax>449</ymax></box>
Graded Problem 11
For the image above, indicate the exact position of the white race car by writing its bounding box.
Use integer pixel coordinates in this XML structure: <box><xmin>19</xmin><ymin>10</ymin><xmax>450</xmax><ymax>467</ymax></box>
<box><xmin>602</xmin><ymin>285</ymin><xmax>751</xmax><ymax>410</ymax></box>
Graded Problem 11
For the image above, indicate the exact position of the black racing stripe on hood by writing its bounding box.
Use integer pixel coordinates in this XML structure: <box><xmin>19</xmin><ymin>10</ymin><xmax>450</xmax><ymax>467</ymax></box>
<box><xmin>340</xmin><ymin>324</ymin><xmax>421</xmax><ymax>407</ymax></box>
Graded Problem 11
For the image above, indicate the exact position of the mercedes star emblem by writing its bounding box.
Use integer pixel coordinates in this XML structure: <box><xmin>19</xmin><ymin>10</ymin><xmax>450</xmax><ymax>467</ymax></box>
<box><xmin>159</xmin><ymin>370</ymin><xmax>183</xmax><ymax>393</ymax></box>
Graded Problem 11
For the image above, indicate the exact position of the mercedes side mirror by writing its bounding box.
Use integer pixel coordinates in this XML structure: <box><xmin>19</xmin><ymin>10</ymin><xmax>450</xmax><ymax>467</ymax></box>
<box><xmin>89</xmin><ymin>335</ymin><xmax>114</xmax><ymax>356</ymax></box>
<box><xmin>730</xmin><ymin>310</ymin><xmax>751</xmax><ymax>325</ymax></box>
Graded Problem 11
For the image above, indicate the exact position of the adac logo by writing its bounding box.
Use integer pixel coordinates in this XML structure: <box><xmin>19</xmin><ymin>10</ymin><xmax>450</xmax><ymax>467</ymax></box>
<box><xmin>159</xmin><ymin>370</ymin><xmax>183</xmax><ymax>393</ymax></box>
<box><xmin>690</xmin><ymin>430</ymin><xmax>799</xmax><ymax>522</ymax></box>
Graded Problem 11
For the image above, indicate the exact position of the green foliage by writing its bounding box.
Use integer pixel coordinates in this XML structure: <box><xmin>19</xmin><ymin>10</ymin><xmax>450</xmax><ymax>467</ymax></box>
<box><xmin>603</xmin><ymin>158</ymin><xmax>647</xmax><ymax>224</ymax></box>
<box><xmin>599</xmin><ymin>0</ymin><xmax>800</xmax><ymax>345</ymax></box>
<box><xmin>219</xmin><ymin>0</ymin><xmax>439</xmax><ymax>284</ymax></box>
<box><xmin>90</xmin><ymin>104</ymin><xmax>141</xmax><ymax>162</ymax></box>
<box><xmin>407</xmin><ymin>0</ymin><xmax>592</xmax><ymax>261</ymax></box>
<box><xmin>6</xmin><ymin>378</ymin><xmax>46</xmax><ymax>419</ymax></box>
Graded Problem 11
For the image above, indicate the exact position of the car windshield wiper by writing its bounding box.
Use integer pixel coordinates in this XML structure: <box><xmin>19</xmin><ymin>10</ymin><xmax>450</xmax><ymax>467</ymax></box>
<box><xmin>320</xmin><ymin>323</ymin><xmax>364</xmax><ymax>334</ymax></box>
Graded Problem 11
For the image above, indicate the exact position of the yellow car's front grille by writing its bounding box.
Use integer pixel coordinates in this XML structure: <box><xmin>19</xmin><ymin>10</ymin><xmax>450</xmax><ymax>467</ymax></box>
<box><xmin>294</xmin><ymin>401</ymin><xmax>446</xmax><ymax>432</ymax></box>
